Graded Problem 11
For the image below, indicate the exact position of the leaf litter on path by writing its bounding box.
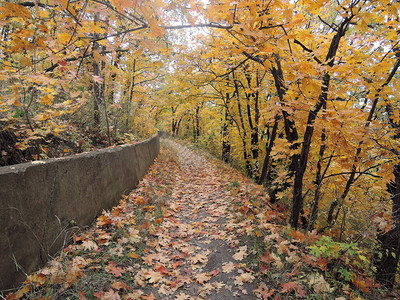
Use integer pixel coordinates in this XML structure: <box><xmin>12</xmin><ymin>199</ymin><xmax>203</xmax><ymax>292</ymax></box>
<box><xmin>5</xmin><ymin>139</ymin><xmax>289</xmax><ymax>299</ymax></box>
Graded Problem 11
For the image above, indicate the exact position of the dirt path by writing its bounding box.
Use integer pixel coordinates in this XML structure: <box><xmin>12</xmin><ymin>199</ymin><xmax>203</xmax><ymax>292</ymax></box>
<box><xmin>142</xmin><ymin>139</ymin><xmax>258</xmax><ymax>299</ymax></box>
<box><xmin>6</xmin><ymin>139</ymin><xmax>269</xmax><ymax>300</ymax></box>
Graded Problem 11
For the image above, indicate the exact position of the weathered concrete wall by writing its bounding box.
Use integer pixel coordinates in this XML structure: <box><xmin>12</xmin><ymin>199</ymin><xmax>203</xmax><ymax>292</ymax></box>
<box><xmin>0</xmin><ymin>134</ymin><xmax>160</xmax><ymax>290</ymax></box>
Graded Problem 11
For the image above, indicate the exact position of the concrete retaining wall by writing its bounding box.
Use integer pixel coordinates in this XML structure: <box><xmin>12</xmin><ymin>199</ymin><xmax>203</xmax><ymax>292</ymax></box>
<box><xmin>0</xmin><ymin>134</ymin><xmax>160</xmax><ymax>290</ymax></box>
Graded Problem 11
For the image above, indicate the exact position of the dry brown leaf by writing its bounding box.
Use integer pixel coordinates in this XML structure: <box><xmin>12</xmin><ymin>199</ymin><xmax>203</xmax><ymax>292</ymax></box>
<box><xmin>195</xmin><ymin>272</ymin><xmax>211</xmax><ymax>284</ymax></box>
<box><xmin>232</xmin><ymin>246</ymin><xmax>248</xmax><ymax>260</ymax></box>
<box><xmin>222</xmin><ymin>261</ymin><xmax>236</xmax><ymax>273</ymax></box>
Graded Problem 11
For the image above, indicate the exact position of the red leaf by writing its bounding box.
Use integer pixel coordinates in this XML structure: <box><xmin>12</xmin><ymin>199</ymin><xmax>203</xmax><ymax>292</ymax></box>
<box><xmin>154</xmin><ymin>265</ymin><xmax>170</xmax><ymax>275</ymax></box>
<box><xmin>280</xmin><ymin>282</ymin><xmax>307</xmax><ymax>298</ymax></box>
<box><xmin>78</xmin><ymin>291</ymin><xmax>87</xmax><ymax>300</ymax></box>
<box><xmin>106</xmin><ymin>262</ymin><xmax>124</xmax><ymax>277</ymax></box>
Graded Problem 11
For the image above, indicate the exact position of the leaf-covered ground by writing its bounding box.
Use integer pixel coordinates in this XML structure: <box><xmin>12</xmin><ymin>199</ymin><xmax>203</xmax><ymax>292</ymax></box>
<box><xmin>4</xmin><ymin>139</ymin><xmax>398</xmax><ymax>299</ymax></box>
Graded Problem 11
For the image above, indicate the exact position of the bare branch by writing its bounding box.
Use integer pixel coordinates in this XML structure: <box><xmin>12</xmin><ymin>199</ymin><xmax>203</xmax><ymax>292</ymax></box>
<box><xmin>293</xmin><ymin>39</ymin><xmax>323</xmax><ymax>64</ymax></box>
<box><xmin>318</xmin><ymin>16</ymin><xmax>338</xmax><ymax>32</ymax></box>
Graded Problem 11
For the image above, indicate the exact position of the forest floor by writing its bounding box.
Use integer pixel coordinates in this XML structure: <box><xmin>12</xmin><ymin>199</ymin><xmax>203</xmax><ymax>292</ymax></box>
<box><xmin>4</xmin><ymin>139</ymin><xmax>397</xmax><ymax>299</ymax></box>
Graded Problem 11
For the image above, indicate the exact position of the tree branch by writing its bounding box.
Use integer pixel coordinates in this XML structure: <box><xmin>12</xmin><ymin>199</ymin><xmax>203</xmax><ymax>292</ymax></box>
<box><xmin>293</xmin><ymin>39</ymin><xmax>323</xmax><ymax>64</ymax></box>
<box><xmin>318</xmin><ymin>16</ymin><xmax>338</xmax><ymax>32</ymax></box>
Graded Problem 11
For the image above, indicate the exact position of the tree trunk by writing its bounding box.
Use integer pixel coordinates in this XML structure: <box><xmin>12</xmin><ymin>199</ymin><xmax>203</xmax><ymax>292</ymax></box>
<box><xmin>308</xmin><ymin>102</ymin><xmax>328</xmax><ymax>231</ymax></box>
<box><xmin>234</xmin><ymin>77</ymin><xmax>252</xmax><ymax>177</ymax></box>
<box><xmin>374</xmin><ymin>49</ymin><xmax>400</xmax><ymax>287</ymax></box>
<box><xmin>374</xmin><ymin>165</ymin><xmax>400</xmax><ymax>289</ymax></box>
<box><xmin>259</xmin><ymin>114</ymin><xmax>279</xmax><ymax>186</ymax></box>
<box><xmin>270</xmin><ymin>56</ymin><xmax>299</xmax><ymax>201</ymax></box>
<box><xmin>92</xmin><ymin>40</ymin><xmax>101</xmax><ymax>131</ymax></box>
<box><xmin>222</xmin><ymin>93</ymin><xmax>231</xmax><ymax>163</ymax></box>
<box><xmin>125</xmin><ymin>59</ymin><xmax>136</xmax><ymax>130</ymax></box>
<box><xmin>290</xmin><ymin>16</ymin><xmax>352</xmax><ymax>229</ymax></box>
<box><xmin>244</xmin><ymin>73</ymin><xmax>260</xmax><ymax>180</ymax></box>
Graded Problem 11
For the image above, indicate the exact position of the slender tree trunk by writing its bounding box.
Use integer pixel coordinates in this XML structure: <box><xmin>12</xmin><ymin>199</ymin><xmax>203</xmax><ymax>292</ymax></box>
<box><xmin>100</xmin><ymin>46</ymin><xmax>111</xmax><ymax>146</ymax></box>
<box><xmin>269</xmin><ymin>55</ymin><xmax>300</xmax><ymax>202</ymax></box>
<box><xmin>222</xmin><ymin>93</ymin><xmax>231</xmax><ymax>163</ymax></box>
<box><xmin>195</xmin><ymin>105</ymin><xmax>200</xmax><ymax>140</ymax></box>
<box><xmin>259</xmin><ymin>114</ymin><xmax>279</xmax><ymax>186</ymax></box>
<box><xmin>176</xmin><ymin>114</ymin><xmax>184</xmax><ymax>136</ymax></box>
<box><xmin>92</xmin><ymin>40</ymin><xmax>101</xmax><ymax>131</ymax></box>
<box><xmin>271</xmin><ymin>55</ymin><xmax>299</xmax><ymax>173</ymax></box>
<box><xmin>234</xmin><ymin>77</ymin><xmax>252</xmax><ymax>177</ymax></box>
<box><xmin>308</xmin><ymin>102</ymin><xmax>328</xmax><ymax>231</ymax></box>
<box><xmin>171</xmin><ymin>106</ymin><xmax>177</xmax><ymax>136</ymax></box>
<box><xmin>244</xmin><ymin>73</ymin><xmax>260</xmax><ymax>180</ymax></box>
<box><xmin>125</xmin><ymin>59</ymin><xmax>136</xmax><ymax>130</ymax></box>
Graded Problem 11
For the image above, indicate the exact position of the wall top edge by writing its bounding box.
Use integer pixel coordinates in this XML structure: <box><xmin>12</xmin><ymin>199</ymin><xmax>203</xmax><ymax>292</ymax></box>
<box><xmin>0</xmin><ymin>133</ymin><xmax>159</xmax><ymax>175</ymax></box>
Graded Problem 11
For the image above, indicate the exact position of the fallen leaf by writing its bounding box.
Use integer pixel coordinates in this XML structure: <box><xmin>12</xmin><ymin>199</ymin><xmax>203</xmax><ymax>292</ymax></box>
<box><xmin>82</xmin><ymin>240</ymin><xmax>98</xmax><ymax>251</ymax></box>
<box><xmin>175</xmin><ymin>292</ymin><xmax>190</xmax><ymax>300</ymax></box>
<box><xmin>111</xmin><ymin>281</ymin><xmax>130</xmax><ymax>290</ymax></box>
<box><xmin>308</xmin><ymin>273</ymin><xmax>334</xmax><ymax>294</ymax></box>
<box><xmin>141</xmin><ymin>293</ymin><xmax>155</xmax><ymax>300</ymax></box>
<box><xmin>94</xmin><ymin>289</ymin><xmax>120</xmax><ymax>300</ymax></box>
<box><xmin>144</xmin><ymin>270</ymin><xmax>163</xmax><ymax>284</ymax></box>
<box><xmin>222</xmin><ymin>261</ymin><xmax>236</xmax><ymax>273</ymax></box>
<box><xmin>233</xmin><ymin>246</ymin><xmax>248</xmax><ymax>260</ymax></box>
<box><xmin>195</xmin><ymin>272</ymin><xmax>211</xmax><ymax>284</ymax></box>
<box><xmin>234</xmin><ymin>273</ymin><xmax>255</xmax><ymax>286</ymax></box>
<box><xmin>280</xmin><ymin>282</ymin><xmax>307</xmax><ymax>298</ymax></box>
<box><xmin>106</xmin><ymin>262</ymin><xmax>124</xmax><ymax>277</ymax></box>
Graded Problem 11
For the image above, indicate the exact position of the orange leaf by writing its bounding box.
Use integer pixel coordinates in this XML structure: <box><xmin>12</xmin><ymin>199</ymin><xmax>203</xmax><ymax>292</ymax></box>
<box><xmin>106</xmin><ymin>262</ymin><xmax>124</xmax><ymax>277</ymax></box>
<box><xmin>289</xmin><ymin>230</ymin><xmax>306</xmax><ymax>242</ymax></box>
<box><xmin>111</xmin><ymin>281</ymin><xmax>130</xmax><ymax>290</ymax></box>
<box><xmin>141</xmin><ymin>293</ymin><xmax>155</xmax><ymax>300</ymax></box>
<box><xmin>97</xmin><ymin>215</ymin><xmax>112</xmax><ymax>226</ymax></box>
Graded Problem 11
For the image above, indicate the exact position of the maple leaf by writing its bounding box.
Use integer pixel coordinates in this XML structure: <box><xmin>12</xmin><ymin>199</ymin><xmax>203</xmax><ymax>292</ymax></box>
<box><xmin>175</xmin><ymin>292</ymin><xmax>190</xmax><ymax>300</ymax></box>
<box><xmin>72</xmin><ymin>256</ymin><xmax>90</xmax><ymax>268</ymax></box>
<box><xmin>65</xmin><ymin>266</ymin><xmax>83</xmax><ymax>285</ymax></box>
<box><xmin>106</xmin><ymin>262</ymin><xmax>124</xmax><ymax>277</ymax></box>
<box><xmin>97</xmin><ymin>215</ymin><xmax>112</xmax><ymax>226</ymax></box>
<box><xmin>128</xmin><ymin>227</ymin><xmax>141</xmax><ymax>243</ymax></box>
<box><xmin>260</xmin><ymin>287</ymin><xmax>275</xmax><ymax>299</ymax></box>
<box><xmin>95</xmin><ymin>289</ymin><xmax>120</xmax><ymax>300</ymax></box>
<box><xmin>280</xmin><ymin>282</ymin><xmax>307</xmax><ymax>298</ymax></box>
<box><xmin>189</xmin><ymin>253</ymin><xmax>208</xmax><ymax>264</ymax></box>
<box><xmin>125</xmin><ymin>290</ymin><xmax>144</xmax><ymax>299</ymax></box>
<box><xmin>144</xmin><ymin>270</ymin><xmax>163</xmax><ymax>284</ymax></box>
<box><xmin>232</xmin><ymin>246</ymin><xmax>248</xmax><ymax>260</ymax></box>
<box><xmin>81</xmin><ymin>240</ymin><xmax>98</xmax><ymax>251</ymax></box>
<box><xmin>234</xmin><ymin>273</ymin><xmax>255</xmax><ymax>286</ymax></box>
<box><xmin>195</xmin><ymin>272</ymin><xmax>211</xmax><ymax>284</ymax></box>
<box><xmin>222</xmin><ymin>261</ymin><xmax>236</xmax><ymax>273</ymax></box>
<box><xmin>154</xmin><ymin>264</ymin><xmax>170</xmax><ymax>275</ymax></box>
<box><xmin>308</xmin><ymin>274</ymin><xmax>334</xmax><ymax>294</ymax></box>
<box><xmin>111</xmin><ymin>281</ymin><xmax>130</xmax><ymax>290</ymax></box>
